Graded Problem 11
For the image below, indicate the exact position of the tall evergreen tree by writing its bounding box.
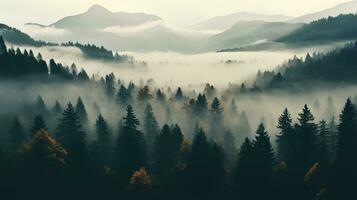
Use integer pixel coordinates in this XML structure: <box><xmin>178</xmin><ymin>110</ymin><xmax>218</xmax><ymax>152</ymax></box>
<box><xmin>0</xmin><ymin>36</ymin><xmax>7</xmax><ymax>55</ymax></box>
<box><xmin>154</xmin><ymin>124</ymin><xmax>183</xmax><ymax>187</ymax></box>
<box><xmin>296</xmin><ymin>105</ymin><xmax>318</xmax><ymax>171</ymax></box>
<box><xmin>75</xmin><ymin>97</ymin><xmax>88</xmax><ymax>124</ymax></box>
<box><xmin>7</xmin><ymin>117</ymin><xmax>26</xmax><ymax>153</ymax></box>
<box><xmin>30</xmin><ymin>115</ymin><xmax>48</xmax><ymax>136</ymax></box>
<box><xmin>143</xmin><ymin>103</ymin><xmax>160</xmax><ymax>159</ymax></box>
<box><xmin>317</xmin><ymin>120</ymin><xmax>330</xmax><ymax>165</ymax></box>
<box><xmin>175</xmin><ymin>87</ymin><xmax>184</xmax><ymax>100</ymax></box>
<box><xmin>333</xmin><ymin>99</ymin><xmax>357</xmax><ymax>198</ymax></box>
<box><xmin>276</xmin><ymin>108</ymin><xmax>295</xmax><ymax>164</ymax></box>
<box><xmin>52</xmin><ymin>100</ymin><xmax>63</xmax><ymax>116</ymax></box>
<box><xmin>114</xmin><ymin>105</ymin><xmax>147</xmax><ymax>187</ymax></box>
<box><xmin>90</xmin><ymin>114</ymin><xmax>112</xmax><ymax>168</ymax></box>
<box><xmin>233</xmin><ymin>138</ymin><xmax>255</xmax><ymax>198</ymax></box>
<box><xmin>56</xmin><ymin>103</ymin><xmax>87</xmax><ymax>171</ymax></box>
<box><xmin>251</xmin><ymin>123</ymin><xmax>275</xmax><ymax>199</ymax></box>
<box><xmin>116</xmin><ymin>85</ymin><xmax>129</xmax><ymax>105</ymax></box>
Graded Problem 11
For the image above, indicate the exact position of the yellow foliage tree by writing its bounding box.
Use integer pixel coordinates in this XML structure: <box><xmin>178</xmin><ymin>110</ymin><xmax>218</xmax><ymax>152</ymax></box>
<box><xmin>128</xmin><ymin>167</ymin><xmax>152</xmax><ymax>191</ymax></box>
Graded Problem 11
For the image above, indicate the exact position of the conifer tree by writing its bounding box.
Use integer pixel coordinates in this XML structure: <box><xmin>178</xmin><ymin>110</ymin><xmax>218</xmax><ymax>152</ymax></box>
<box><xmin>75</xmin><ymin>97</ymin><xmax>88</xmax><ymax>124</ymax></box>
<box><xmin>31</xmin><ymin>115</ymin><xmax>48</xmax><ymax>136</ymax></box>
<box><xmin>0</xmin><ymin>36</ymin><xmax>7</xmax><ymax>55</ymax></box>
<box><xmin>56</xmin><ymin>103</ymin><xmax>87</xmax><ymax>170</ymax></box>
<box><xmin>143</xmin><ymin>103</ymin><xmax>160</xmax><ymax>158</ymax></box>
<box><xmin>91</xmin><ymin>114</ymin><xmax>112</xmax><ymax>167</ymax></box>
<box><xmin>233</xmin><ymin>138</ymin><xmax>254</xmax><ymax>197</ymax></box>
<box><xmin>296</xmin><ymin>105</ymin><xmax>318</xmax><ymax>171</ymax></box>
<box><xmin>52</xmin><ymin>100</ymin><xmax>63</xmax><ymax>116</ymax></box>
<box><xmin>116</xmin><ymin>85</ymin><xmax>129</xmax><ymax>105</ymax></box>
<box><xmin>175</xmin><ymin>87</ymin><xmax>183</xmax><ymax>100</ymax></box>
<box><xmin>114</xmin><ymin>105</ymin><xmax>147</xmax><ymax>187</ymax></box>
<box><xmin>276</xmin><ymin>108</ymin><xmax>295</xmax><ymax>163</ymax></box>
<box><xmin>8</xmin><ymin>117</ymin><xmax>26</xmax><ymax>153</ymax></box>
<box><xmin>317</xmin><ymin>120</ymin><xmax>330</xmax><ymax>164</ymax></box>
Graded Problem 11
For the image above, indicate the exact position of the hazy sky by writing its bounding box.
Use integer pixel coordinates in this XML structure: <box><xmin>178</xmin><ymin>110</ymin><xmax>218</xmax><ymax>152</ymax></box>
<box><xmin>0</xmin><ymin>0</ymin><xmax>352</xmax><ymax>27</ymax></box>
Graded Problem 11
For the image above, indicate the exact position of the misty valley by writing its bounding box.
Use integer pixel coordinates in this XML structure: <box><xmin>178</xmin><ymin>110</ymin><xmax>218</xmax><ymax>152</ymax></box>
<box><xmin>1</xmin><ymin>1</ymin><xmax>357</xmax><ymax>200</ymax></box>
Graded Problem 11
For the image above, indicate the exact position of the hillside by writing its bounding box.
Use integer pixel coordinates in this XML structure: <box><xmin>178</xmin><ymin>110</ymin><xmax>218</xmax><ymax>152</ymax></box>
<box><xmin>277</xmin><ymin>14</ymin><xmax>357</xmax><ymax>44</ymax></box>
<box><xmin>206</xmin><ymin>21</ymin><xmax>302</xmax><ymax>50</ymax></box>
<box><xmin>290</xmin><ymin>0</ymin><xmax>357</xmax><ymax>23</ymax></box>
<box><xmin>191</xmin><ymin>12</ymin><xmax>293</xmax><ymax>31</ymax></box>
<box><xmin>0</xmin><ymin>23</ymin><xmax>48</xmax><ymax>46</ymax></box>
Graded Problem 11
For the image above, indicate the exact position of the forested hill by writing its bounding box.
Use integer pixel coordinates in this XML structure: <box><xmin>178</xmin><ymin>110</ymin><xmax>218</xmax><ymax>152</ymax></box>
<box><xmin>277</xmin><ymin>14</ymin><xmax>357</xmax><ymax>44</ymax></box>
<box><xmin>252</xmin><ymin>41</ymin><xmax>357</xmax><ymax>90</ymax></box>
<box><xmin>61</xmin><ymin>42</ymin><xmax>134</xmax><ymax>63</ymax></box>
<box><xmin>0</xmin><ymin>23</ymin><xmax>50</xmax><ymax>46</ymax></box>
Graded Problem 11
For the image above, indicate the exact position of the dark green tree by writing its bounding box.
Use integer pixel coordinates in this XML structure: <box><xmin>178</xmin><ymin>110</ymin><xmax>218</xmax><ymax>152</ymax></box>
<box><xmin>114</xmin><ymin>105</ymin><xmax>147</xmax><ymax>187</ymax></box>
<box><xmin>143</xmin><ymin>103</ymin><xmax>160</xmax><ymax>159</ymax></box>
<box><xmin>75</xmin><ymin>97</ymin><xmax>88</xmax><ymax>124</ymax></box>
<box><xmin>296</xmin><ymin>104</ymin><xmax>318</xmax><ymax>171</ymax></box>
<box><xmin>56</xmin><ymin>103</ymin><xmax>88</xmax><ymax>171</ymax></box>
<box><xmin>7</xmin><ymin>117</ymin><xmax>26</xmax><ymax>153</ymax></box>
<box><xmin>31</xmin><ymin>115</ymin><xmax>48</xmax><ymax>136</ymax></box>
<box><xmin>276</xmin><ymin>108</ymin><xmax>296</xmax><ymax>164</ymax></box>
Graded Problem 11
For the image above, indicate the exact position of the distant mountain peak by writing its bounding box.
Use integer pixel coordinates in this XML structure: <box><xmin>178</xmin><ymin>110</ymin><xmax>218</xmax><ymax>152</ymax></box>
<box><xmin>87</xmin><ymin>4</ymin><xmax>111</xmax><ymax>14</ymax></box>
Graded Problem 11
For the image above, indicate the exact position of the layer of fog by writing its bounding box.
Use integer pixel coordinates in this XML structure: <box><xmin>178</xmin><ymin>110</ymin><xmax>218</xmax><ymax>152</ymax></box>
<box><xmin>15</xmin><ymin>45</ymin><xmax>325</xmax><ymax>88</ymax></box>
<box><xmin>0</xmin><ymin>79</ymin><xmax>355</xmax><ymax>147</ymax></box>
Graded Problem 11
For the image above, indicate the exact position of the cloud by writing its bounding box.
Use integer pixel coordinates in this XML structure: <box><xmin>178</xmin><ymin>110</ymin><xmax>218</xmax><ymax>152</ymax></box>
<box><xmin>21</xmin><ymin>25</ymin><xmax>69</xmax><ymax>39</ymax></box>
<box><xmin>101</xmin><ymin>20</ymin><xmax>163</xmax><ymax>35</ymax></box>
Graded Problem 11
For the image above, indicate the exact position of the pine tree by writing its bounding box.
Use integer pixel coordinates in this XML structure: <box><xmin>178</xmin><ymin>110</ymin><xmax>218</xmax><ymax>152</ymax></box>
<box><xmin>251</xmin><ymin>123</ymin><xmax>275</xmax><ymax>199</ymax></box>
<box><xmin>296</xmin><ymin>104</ymin><xmax>318</xmax><ymax>171</ymax></box>
<box><xmin>75</xmin><ymin>97</ymin><xmax>88</xmax><ymax>124</ymax></box>
<box><xmin>31</xmin><ymin>115</ymin><xmax>48</xmax><ymax>136</ymax></box>
<box><xmin>194</xmin><ymin>94</ymin><xmax>208</xmax><ymax>116</ymax></box>
<box><xmin>0</xmin><ymin>36</ymin><xmax>7</xmax><ymax>55</ymax></box>
<box><xmin>233</xmin><ymin>138</ymin><xmax>255</xmax><ymax>198</ymax></box>
<box><xmin>34</xmin><ymin>95</ymin><xmax>48</xmax><ymax>116</ymax></box>
<box><xmin>52</xmin><ymin>100</ymin><xmax>63</xmax><ymax>116</ymax></box>
<box><xmin>334</xmin><ymin>98</ymin><xmax>357</xmax><ymax>198</ymax></box>
<box><xmin>229</xmin><ymin>98</ymin><xmax>238</xmax><ymax>116</ymax></box>
<box><xmin>8</xmin><ymin>117</ymin><xmax>26</xmax><ymax>153</ymax></box>
<box><xmin>154</xmin><ymin>124</ymin><xmax>183</xmax><ymax>186</ymax></box>
<box><xmin>143</xmin><ymin>103</ymin><xmax>160</xmax><ymax>159</ymax></box>
<box><xmin>114</xmin><ymin>105</ymin><xmax>147</xmax><ymax>187</ymax></box>
<box><xmin>116</xmin><ymin>85</ymin><xmax>129</xmax><ymax>105</ymax></box>
<box><xmin>56</xmin><ymin>103</ymin><xmax>87</xmax><ymax>170</ymax></box>
<box><xmin>91</xmin><ymin>114</ymin><xmax>112</xmax><ymax>167</ymax></box>
<box><xmin>317</xmin><ymin>120</ymin><xmax>330</xmax><ymax>164</ymax></box>
<box><xmin>156</xmin><ymin>89</ymin><xmax>166</xmax><ymax>102</ymax></box>
<box><xmin>276</xmin><ymin>108</ymin><xmax>295</xmax><ymax>163</ymax></box>
<box><xmin>175</xmin><ymin>87</ymin><xmax>183</xmax><ymax>100</ymax></box>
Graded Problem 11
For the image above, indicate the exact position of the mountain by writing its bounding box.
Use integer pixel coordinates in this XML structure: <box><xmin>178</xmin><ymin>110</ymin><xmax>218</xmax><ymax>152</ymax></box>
<box><xmin>41</xmin><ymin>4</ymin><xmax>162</xmax><ymax>31</ymax></box>
<box><xmin>277</xmin><ymin>14</ymin><xmax>357</xmax><ymax>44</ymax></box>
<box><xmin>191</xmin><ymin>12</ymin><xmax>293</xmax><ymax>31</ymax></box>
<box><xmin>290</xmin><ymin>0</ymin><xmax>357</xmax><ymax>23</ymax></box>
<box><xmin>206</xmin><ymin>21</ymin><xmax>302</xmax><ymax>50</ymax></box>
<box><xmin>0</xmin><ymin>23</ymin><xmax>48</xmax><ymax>46</ymax></box>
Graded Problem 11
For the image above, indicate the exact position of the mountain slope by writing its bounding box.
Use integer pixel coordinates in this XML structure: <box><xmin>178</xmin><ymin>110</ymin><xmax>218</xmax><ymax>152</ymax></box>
<box><xmin>277</xmin><ymin>14</ymin><xmax>357</xmax><ymax>44</ymax></box>
<box><xmin>191</xmin><ymin>12</ymin><xmax>293</xmax><ymax>31</ymax></box>
<box><xmin>290</xmin><ymin>0</ymin><xmax>357</xmax><ymax>23</ymax></box>
<box><xmin>0</xmin><ymin>23</ymin><xmax>47</xmax><ymax>46</ymax></box>
<box><xmin>47</xmin><ymin>5</ymin><xmax>161</xmax><ymax>31</ymax></box>
<box><xmin>206</xmin><ymin>21</ymin><xmax>302</xmax><ymax>50</ymax></box>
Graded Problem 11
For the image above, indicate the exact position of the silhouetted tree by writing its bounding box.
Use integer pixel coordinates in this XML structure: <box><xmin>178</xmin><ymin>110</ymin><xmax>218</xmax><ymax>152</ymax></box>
<box><xmin>114</xmin><ymin>105</ymin><xmax>147</xmax><ymax>187</ymax></box>
<box><xmin>7</xmin><ymin>117</ymin><xmax>25</xmax><ymax>153</ymax></box>
<box><xmin>143</xmin><ymin>103</ymin><xmax>160</xmax><ymax>159</ymax></box>
<box><xmin>75</xmin><ymin>97</ymin><xmax>88</xmax><ymax>124</ymax></box>
<box><xmin>30</xmin><ymin>115</ymin><xmax>48</xmax><ymax>136</ymax></box>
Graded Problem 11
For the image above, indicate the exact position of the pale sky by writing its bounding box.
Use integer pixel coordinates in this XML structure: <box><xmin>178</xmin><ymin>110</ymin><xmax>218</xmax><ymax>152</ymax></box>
<box><xmin>0</xmin><ymin>0</ymin><xmax>352</xmax><ymax>27</ymax></box>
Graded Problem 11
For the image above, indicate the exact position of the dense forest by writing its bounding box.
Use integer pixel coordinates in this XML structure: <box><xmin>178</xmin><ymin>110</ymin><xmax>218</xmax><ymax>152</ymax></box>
<box><xmin>1</xmin><ymin>33</ymin><xmax>357</xmax><ymax>200</ymax></box>
<box><xmin>61</xmin><ymin>42</ymin><xmax>136</xmax><ymax>63</ymax></box>
<box><xmin>250</xmin><ymin>41</ymin><xmax>357</xmax><ymax>91</ymax></box>
<box><xmin>277</xmin><ymin>14</ymin><xmax>357</xmax><ymax>44</ymax></box>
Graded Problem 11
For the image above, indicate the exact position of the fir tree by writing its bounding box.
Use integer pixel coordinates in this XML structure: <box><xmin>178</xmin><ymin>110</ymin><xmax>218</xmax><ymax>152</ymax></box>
<box><xmin>56</xmin><ymin>103</ymin><xmax>87</xmax><ymax>171</ymax></box>
<box><xmin>143</xmin><ymin>103</ymin><xmax>160</xmax><ymax>159</ymax></box>
<box><xmin>276</xmin><ymin>108</ymin><xmax>295</xmax><ymax>163</ymax></box>
<box><xmin>31</xmin><ymin>115</ymin><xmax>48</xmax><ymax>136</ymax></box>
<box><xmin>296</xmin><ymin>105</ymin><xmax>318</xmax><ymax>171</ymax></box>
<box><xmin>91</xmin><ymin>114</ymin><xmax>112</xmax><ymax>167</ymax></box>
<box><xmin>114</xmin><ymin>105</ymin><xmax>147</xmax><ymax>187</ymax></box>
<box><xmin>8</xmin><ymin>117</ymin><xmax>26</xmax><ymax>153</ymax></box>
<box><xmin>75</xmin><ymin>97</ymin><xmax>88</xmax><ymax>124</ymax></box>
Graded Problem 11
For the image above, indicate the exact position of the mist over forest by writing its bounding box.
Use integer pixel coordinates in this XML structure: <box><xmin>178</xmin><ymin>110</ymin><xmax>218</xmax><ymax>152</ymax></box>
<box><xmin>1</xmin><ymin>1</ymin><xmax>357</xmax><ymax>200</ymax></box>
